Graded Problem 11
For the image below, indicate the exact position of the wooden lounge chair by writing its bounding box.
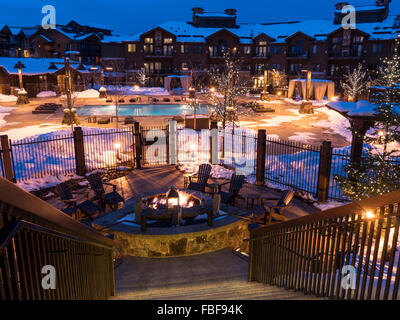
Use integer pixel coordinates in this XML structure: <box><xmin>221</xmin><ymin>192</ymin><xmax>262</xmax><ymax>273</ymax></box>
<box><xmin>219</xmin><ymin>174</ymin><xmax>245</xmax><ymax>205</ymax></box>
<box><xmin>97</xmin><ymin>117</ymin><xmax>111</xmax><ymax>124</ymax></box>
<box><xmin>262</xmin><ymin>190</ymin><xmax>294</xmax><ymax>224</ymax></box>
<box><xmin>55</xmin><ymin>182</ymin><xmax>102</xmax><ymax>220</ymax></box>
<box><xmin>185</xmin><ymin>163</ymin><xmax>212</xmax><ymax>192</ymax></box>
<box><xmin>87</xmin><ymin>173</ymin><xmax>125</xmax><ymax>210</ymax></box>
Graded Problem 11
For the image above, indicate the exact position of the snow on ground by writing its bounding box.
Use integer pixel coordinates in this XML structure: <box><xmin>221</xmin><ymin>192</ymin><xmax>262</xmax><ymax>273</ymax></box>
<box><xmin>61</xmin><ymin>89</ymin><xmax>100</xmax><ymax>99</ymax></box>
<box><xmin>36</xmin><ymin>91</ymin><xmax>57</xmax><ymax>98</ymax></box>
<box><xmin>0</xmin><ymin>94</ymin><xmax>17</xmax><ymax>102</ymax></box>
<box><xmin>314</xmin><ymin>107</ymin><xmax>353</xmax><ymax>142</ymax></box>
<box><xmin>0</xmin><ymin>105</ymin><xmax>15</xmax><ymax>128</ymax></box>
<box><xmin>288</xmin><ymin>132</ymin><xmax>316</xmax><ymax>143</ymax></box>
<box><xmin>98</xmin><ymin>85</ymin><xmax>170</xmax><ymax>96</ymax></box>
<box><xmin>17</xmin><ymin>174</ymin><xmax>83</xmax><ymax>192</ymax></box>
<box><xmin>284</xmin><ymin>98</ymin><xmax>330</xmax><ymax>107</ymax></box>
<box><xmin>2</xmin><ymin>123</ymin><xmax>68</xmax><ymax>140</ymax></box>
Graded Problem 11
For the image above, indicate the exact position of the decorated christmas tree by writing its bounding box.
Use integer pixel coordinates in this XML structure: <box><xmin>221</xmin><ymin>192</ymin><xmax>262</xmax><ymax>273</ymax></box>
<box><xmin>336</xmin><ymin>38</ymin><xmax>400</xmax><ymax>200</ymax></box>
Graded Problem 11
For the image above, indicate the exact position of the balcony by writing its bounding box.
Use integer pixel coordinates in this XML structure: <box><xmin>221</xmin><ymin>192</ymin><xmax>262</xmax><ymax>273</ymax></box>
<box><xmin>328</xmin><ymin>50</ymin><xmax>363</xmax><ymax>59</ymax></box>
<box><xmin>286</xmin><ymin>51</ymin><xmax>309</xmax><ymax>59</ymax></box>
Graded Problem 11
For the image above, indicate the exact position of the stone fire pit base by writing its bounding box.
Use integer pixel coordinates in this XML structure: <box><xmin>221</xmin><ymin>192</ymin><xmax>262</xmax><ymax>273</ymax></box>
<box><xmin>113</xmin><ymin>218</ymin><xmax>249</xmax><ymax>258</ymax></box>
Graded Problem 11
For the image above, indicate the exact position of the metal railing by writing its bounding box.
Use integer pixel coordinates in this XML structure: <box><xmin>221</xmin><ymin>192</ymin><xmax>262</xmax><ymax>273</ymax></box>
<box><xmin>248</xmin><ymin>190</ymin><xmax>400</xmax><ymax>300</ymax></box>
<box><xmin>0</xmin><ymin>176</ymin><xmax>115</xmax><ymax>300</ymax></box>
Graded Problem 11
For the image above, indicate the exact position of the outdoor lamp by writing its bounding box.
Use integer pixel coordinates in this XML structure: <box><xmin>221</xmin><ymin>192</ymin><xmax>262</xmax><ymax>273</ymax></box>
<box><xmin>89</xmin><ymin>65</ymin><xmax>98</xmax><ymax>72</ymax></box>
<box><xmin>114</xmin><ymin>143</ymin><xmax>121</xmax><ymax>149</ymax></box>
<box><xmin>167</xmin><ymin>186</ymin><xmax>180</xmax><ymax>210</ymax></box>
<box><xmin>189</xmin><ymin>87</ymin><xmax>196</xmax><ymax>99</ymax></box>
<box><xmin>364</xmin><ymin>210</ymin><xmax>375</xmax><ymax>219</ymax></box>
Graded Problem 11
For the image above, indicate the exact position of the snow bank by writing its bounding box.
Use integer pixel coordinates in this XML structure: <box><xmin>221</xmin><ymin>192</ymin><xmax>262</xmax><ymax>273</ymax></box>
<box><xmin>36</xmin><ymin>91</ymin><xmax>57</xmax><ymax>98</ymax></box>
<box><xmin>0</xmin><ymin>94</ymin><xmax>17</xmax><ymax>102</ymax></box>
<box><xmin>61</xmin><ymin>89</ymin><xmax>100</xmax><ymax>99</ymax></box>
<box><xmin>0</xmin><ymin>105</ymin><xmax>15</xmax><ymax>128</ymax></box>
<box><xmin>314</xmin><ymin>107</ymin><xmax>353</xmax><ymax>142</ymax></box>
<box><xmin>17</xmin><ymin>174</ymin><xmax>82</xmax><ymax>192</ymax></box>
<box><xmin>98</xmin><ymin>85</ymin><xmax>170</xmax><ymax>96</ymax></box>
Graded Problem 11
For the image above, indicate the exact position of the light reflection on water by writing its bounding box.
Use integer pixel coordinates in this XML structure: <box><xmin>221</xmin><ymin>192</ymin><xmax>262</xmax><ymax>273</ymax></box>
<box><xmin>77</xmin><ymin>104</ymin><xmax>210</xmax><ymax>116</ymax></box>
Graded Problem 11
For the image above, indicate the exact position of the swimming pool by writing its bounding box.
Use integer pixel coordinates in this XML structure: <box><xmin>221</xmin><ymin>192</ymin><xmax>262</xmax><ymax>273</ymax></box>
<box><xmin>77</xmin><ymin>104</ymin><xmax>210</xmax><ymax>116</ymax></box>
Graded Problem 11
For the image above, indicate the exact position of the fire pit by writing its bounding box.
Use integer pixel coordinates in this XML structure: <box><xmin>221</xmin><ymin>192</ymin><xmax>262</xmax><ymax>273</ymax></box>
<box><xmin>136</xmin><ymin>186</ymin><xmax>213</xmax><ymax>224</ymax></box>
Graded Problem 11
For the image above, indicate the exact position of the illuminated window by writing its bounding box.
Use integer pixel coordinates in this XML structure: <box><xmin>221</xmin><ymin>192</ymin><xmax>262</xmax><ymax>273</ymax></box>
<box><xmin>128</xmin><ymin>44</ymin><xmax>136</xmax><ymax>52</ymax></box>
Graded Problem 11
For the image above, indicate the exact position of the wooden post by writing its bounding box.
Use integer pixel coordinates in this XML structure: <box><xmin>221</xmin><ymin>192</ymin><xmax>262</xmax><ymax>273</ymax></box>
<box><xmin>134</xmin><ymin>122</ymin><xmax>142</xmax><ymax>169</ymax></box>
<box><xmin>317</xmin><ymin>141</ymin><xmax>332</xmax><ymax>202</ymax></box>
<box><xmin>350</xmin><ymin>118</ymin><xmax>370</xmax><ymax>166</ymax></box>
<box><xmin>256</xmin><ymin>129</ymin><xmax>266</xmax><ymax>186</ymax></box>
<box><xmin>210</xmin><ymin>121</ymin><xmax>218</xmax><ymax>165</ymax></box>
<box><xmin>0</xmin><ymin>135</ymin><xmax>14</xmax><ymax>182</ymax></box>
<box><xmin>168</xmin><ymin>120</ymin><xmax>177</xmax><ymax>165</ymax></box>
<box><xmin>73</xmin><ymin>127</ymin><xmax>86</xmax><ymax>176</ymax></box>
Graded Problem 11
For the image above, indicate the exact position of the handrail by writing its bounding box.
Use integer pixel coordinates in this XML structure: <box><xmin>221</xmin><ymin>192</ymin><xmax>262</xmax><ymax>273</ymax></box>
<box><xmin>0</xmin><ymin>176</ymin><xmax>113</xmax><ymax>248</ymax></box>
<box><xmin>252</xmin><ymin>189</ymin><xmax>400</xmax><ymax>236</ymax></box>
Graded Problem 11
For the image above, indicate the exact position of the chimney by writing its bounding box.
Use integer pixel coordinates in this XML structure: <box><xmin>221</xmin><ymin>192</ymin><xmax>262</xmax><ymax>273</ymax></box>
<box><xmin>192</xmin><ymin>7</ymin><xmax>204</xmax><ymax>15</ymax></box>
<box><xmin>224</xmin><ymin>8</ymin><xmax>237</xmax><ymax>16</ymax></box>
<box><xmin>335</xmin><ymin>2</ymin><xmax>349</xmax><ymax>10</ymax></box>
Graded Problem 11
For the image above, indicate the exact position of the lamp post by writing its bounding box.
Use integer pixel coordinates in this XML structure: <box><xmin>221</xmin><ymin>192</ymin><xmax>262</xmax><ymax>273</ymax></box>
<box><xmin>14</xmin><ymin>61</ymin><xmax>29</xmax><ymax>104</ymax></box>
<box><xmin>299</xmin><ymin>69</ymin><xmax>314</xmax><ymax>114</ymax></box>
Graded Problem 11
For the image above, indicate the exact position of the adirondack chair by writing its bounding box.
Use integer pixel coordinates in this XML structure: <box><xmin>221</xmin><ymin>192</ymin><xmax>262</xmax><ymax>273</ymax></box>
<box><xmin>262</xmin><ymin>190</ymin><xmax>294</xmax><ymax>224</ymax></box>
<box><xmin>219</xmin><ymin>174</ymin><xmax>245</xmax><ymax>205</ymax></box>
<box><xmin>87</xmin><ymin>173</ymin><xmax>125</xmax><ymax>210</ymax></box>
<box><xmin>55</xmin><ymin>182</ymin><xmax>102</xmax><ymax>220</ymax></box>
<box><xmin>185</xmin><ymin>163</ymin><xmax>212</xmax><ymax>192</ymax></box>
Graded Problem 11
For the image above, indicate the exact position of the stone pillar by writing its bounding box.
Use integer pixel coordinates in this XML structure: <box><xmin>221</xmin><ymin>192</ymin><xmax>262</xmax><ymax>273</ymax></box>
<box><xmin>168</xmin><ymin>120</ymin><xmax>177</xmax><ymax>165</ymax></box>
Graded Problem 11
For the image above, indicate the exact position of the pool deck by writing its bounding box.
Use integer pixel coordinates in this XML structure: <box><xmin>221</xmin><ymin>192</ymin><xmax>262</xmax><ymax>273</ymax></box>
<box><xmin>1</xmin><ymin>94</ymin><xmax>350</xmax><ymax>148</ymax></box>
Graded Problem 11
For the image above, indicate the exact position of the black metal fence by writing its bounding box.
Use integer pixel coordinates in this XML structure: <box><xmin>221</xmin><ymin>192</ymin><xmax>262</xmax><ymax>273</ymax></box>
<box><xmin>265</xmin><ymin>137</ymin><xmax>321</xmax><ymax>198</ymax></box>
<box><xmin>141</xmin><ymin>125</ymin><xmax>169</xmax><ymax>165</ymax></box>
<box><xmin>219</xmin><ymin>128</ymin><xmax>257</xmax><ymax>176</ymax></box>
<box><xmin>10</xmin><ymin>134</ymin><xmax>76</xmax><ymax>181</ymax></box>
<box><xmin>83</xmin><ymin>128</ymin><xmax>135</xmax><ymax>172</ymax></box>
<box><xmin>177</xmin><ymin>127</ymin><xmax>210</xmax><ymax>163</ymax></box>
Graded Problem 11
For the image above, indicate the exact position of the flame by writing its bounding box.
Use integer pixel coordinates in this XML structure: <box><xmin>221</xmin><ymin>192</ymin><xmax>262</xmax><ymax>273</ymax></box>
<box><xmin>148</xmin><ymin>191</ymin><xmax>195</xmax><ymax>209</ymax></box>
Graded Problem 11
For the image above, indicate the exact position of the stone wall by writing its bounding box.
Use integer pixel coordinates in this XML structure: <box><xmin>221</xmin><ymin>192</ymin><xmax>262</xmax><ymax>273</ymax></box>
<box><xmin>113</xmin><ymin>219</ymin><xmax>249</xmax><ymax>258</ymax></box>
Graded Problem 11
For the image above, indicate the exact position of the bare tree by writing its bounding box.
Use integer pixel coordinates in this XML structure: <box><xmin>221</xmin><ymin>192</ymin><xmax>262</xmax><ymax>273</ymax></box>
<box><xmin>136</xmin><ymin>68</ymin><xmax>148</xmax><ymax>87</ymax></box>
<box><xmin>341</xmin><ymin>63</ymin><xmax>367</xmax><ymax>102</ymax></box>
<box><xmin>206</xmin><ymin>52</ymin><xmax>248</xmax><ymax>128</ymax></box>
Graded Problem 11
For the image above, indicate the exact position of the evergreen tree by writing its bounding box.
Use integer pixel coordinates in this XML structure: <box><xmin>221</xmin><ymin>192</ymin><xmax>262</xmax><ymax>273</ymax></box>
<box><xmin>336</xmin><ymin>38</ymin><xmax>400</xmax><ymax>200</ymax></box>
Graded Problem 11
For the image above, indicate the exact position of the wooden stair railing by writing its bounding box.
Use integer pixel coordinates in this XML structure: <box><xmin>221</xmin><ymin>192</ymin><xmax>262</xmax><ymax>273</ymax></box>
<box><xmin>248</xmin><ymin>190</ymin><xmax>400</xmax><ymax>300</ymax></box>
<box><xmin>0</xmin><ymin>176</ymin><xmax>115</xmax><ymax>300</ymax></box>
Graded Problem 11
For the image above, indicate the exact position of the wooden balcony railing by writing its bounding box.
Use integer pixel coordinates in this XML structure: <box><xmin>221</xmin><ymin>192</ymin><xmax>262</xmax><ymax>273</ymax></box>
<box><xmin>248</xmin><ymin>190</ymin><xmax>400</xmax><ymax>300</ymax></box>
<box><xmin>0</xmin><ymin>176</ymin><xmax>115</xmax><ymax>300</ymax></box>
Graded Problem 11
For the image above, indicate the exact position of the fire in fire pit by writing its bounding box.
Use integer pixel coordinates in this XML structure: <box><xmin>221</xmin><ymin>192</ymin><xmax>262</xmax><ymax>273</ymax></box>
<box><xmin>147</xmin><ymin>190</ymin><xmax>199</xmax><ymax>210</ymax></box>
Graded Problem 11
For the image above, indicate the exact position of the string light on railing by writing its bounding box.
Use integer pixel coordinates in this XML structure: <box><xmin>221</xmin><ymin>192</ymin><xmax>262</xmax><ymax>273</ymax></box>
<box><xmin>364</xmin><ymin>210</ymin><xmax>375</xmax><ymax>219</ymax></box>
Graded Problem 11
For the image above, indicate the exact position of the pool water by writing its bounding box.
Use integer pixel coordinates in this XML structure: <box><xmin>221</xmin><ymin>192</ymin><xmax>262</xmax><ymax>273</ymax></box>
<box><xmin>77</xmin><ymin>104</ymin><xmax>210</xmax><ymax>116</ymax></box>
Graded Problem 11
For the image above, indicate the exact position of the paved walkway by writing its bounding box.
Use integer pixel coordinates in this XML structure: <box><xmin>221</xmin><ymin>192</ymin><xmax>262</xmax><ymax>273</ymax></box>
<box><xmin>113</xmin><ymin>248</ymin><xmax>319</xmax><ymax>300</ymax></box>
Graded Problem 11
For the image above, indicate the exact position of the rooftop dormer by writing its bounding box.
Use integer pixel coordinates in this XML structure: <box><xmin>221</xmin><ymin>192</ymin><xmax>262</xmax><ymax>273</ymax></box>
<box><xmin>189</xmin><ymin>7</ymin><xmax>238</xmax><ymax>28</ymax></box>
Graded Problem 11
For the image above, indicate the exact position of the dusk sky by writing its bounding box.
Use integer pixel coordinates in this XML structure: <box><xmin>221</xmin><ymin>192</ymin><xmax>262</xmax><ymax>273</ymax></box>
<box><xmin>1</xmin><ymin>0</ymin><xmax>400</xmax><ymax>34</ymax></box>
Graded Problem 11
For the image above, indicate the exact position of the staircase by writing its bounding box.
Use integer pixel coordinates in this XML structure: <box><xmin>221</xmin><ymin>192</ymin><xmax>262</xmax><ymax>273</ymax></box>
<box><xmin>113</xmin><ymin>249</ymin><xmax>318</xmax><ymax>300</ymax></box>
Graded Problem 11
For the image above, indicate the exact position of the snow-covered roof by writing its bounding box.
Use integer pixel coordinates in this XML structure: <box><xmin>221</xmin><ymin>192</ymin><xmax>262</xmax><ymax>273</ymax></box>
<box><xmin>0</xmin><ymin>57</ymin><xmax>91</xmax><ymax>75</ymax></box>
<box><xmin>101</xmin><ymin>33</ymin><xmax>140</xmax><ymax>43</ymax></box>
<box><xmin>134</xmin><ymin>15</ymin><xmax>400</xmax><ymax>44</ymax></box>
